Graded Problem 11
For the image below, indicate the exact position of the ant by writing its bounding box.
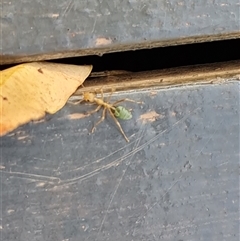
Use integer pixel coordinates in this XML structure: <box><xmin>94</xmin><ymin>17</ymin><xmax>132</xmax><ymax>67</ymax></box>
<box><xmin>69</xmin><ymin>88</ymin><xmax>142</xmax><ymax>142</ymax></box>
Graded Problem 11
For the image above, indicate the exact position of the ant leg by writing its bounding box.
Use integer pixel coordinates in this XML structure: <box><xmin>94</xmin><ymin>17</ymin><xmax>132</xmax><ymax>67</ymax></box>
<box><xmin>68</xmin><ymin>84</ymin><xmax>85</xmax><ymax>104</ymax></box>
<box><xmin>91</xmin><ymin>107</ymin><xmax>107</xmax><ymax>133</ymax></box>
<box><xmin>100</xmin><ymin>88</ymin><xmax>104</xmax><ymax>101</ymax></box>
<box><xmin>68</xmin><ymin>99</ymin><xmax>84</xmax><ymax>105</ymax></box>
<box><xmin>98</xmin><ymin>87</ymin><xmax>114</xmax><ymax>102</ymax></box>
<box><xmin>93</xmin><ymin>87</ymin><xmax>104</xmax><ymax>99</ymax></box>
<box><xmin>97</xmin><ymin>87</ymin><xmax>114</xmax><ymax>103</ymax></box>
<box><xmin>86</xmin><ymin>105</ymin><xmax>101</xmax><ymax>115</ymax></box>
<box><xmin>112</xmin><ymin>98</ymin><xmax>143</xmax><ymax>106</ymax></box>
<box><xmin>106</xmin><ymin>88</ymin><xmax>114</xmax><ymax>102</ymax></box>
<box><xmin>108</xmin><ymin>108</ymin><xmax>129</xmax><ymax>142</ymax></box>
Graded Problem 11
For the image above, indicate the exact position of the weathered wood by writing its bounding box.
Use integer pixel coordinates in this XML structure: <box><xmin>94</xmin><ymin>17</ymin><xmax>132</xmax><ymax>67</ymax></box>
<box><xmin>1</xmin><ymin>0</ymin><xmax>240</xmax><ymax>64</ymax></box>
<box><xmin>1</xmin><ymin>79</ymin><xmax>239</xmax><ymax>240</ymax></box>
<box><xmin>75</xmin><ymin>60</ymin><xmax>240</xmax><ymax>94</ymax></box>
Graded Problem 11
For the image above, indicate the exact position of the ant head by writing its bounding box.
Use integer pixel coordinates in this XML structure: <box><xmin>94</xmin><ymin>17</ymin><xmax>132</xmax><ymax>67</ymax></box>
<box><xmin>83</xmin><ymin>92</ymin><xmax>95</xmax><ymax>102</ymax></box>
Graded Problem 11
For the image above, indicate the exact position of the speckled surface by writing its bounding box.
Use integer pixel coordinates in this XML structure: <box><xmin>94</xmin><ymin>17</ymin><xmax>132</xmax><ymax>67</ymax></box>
<box><xmin>1</xmin><ymin>0</ymin><xmax>240</xmax><ymax>62</ymax></box>
<box><xmin>1</xmin><ymin>81</ymin><xmax>239</xmax><ymax>240</ymax></box>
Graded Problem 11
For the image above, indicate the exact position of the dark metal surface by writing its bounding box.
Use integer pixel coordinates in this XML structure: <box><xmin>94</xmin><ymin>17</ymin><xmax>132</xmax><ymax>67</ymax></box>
<box><xmin>1</xmin><ymin>81</ymin><xmax>239</xmax><ymax>241</ymax></box>
<box><xmin>1</xmin><ymin>0</ymin><xmax>240</xmax><ymax>63</ymax></box>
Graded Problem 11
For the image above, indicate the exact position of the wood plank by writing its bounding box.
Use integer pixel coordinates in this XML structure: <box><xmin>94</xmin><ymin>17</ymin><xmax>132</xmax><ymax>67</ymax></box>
<box><xmin>2</xmin><ymin>80</ymin><xmax>239</xmax><ymax>241</ymax></box>
<box><xmin>1</xmin><ymin>0</ymin><xmax>240</xmax><ymax>64</ymax></box>
<box><xmin>74</xmin><ymin>60</ymin><xmax>240</xmax><ymax>95</ymax></box>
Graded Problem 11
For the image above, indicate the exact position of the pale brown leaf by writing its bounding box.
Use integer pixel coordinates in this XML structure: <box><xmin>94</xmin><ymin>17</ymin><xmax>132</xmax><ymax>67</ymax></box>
<box><xmin>0</xmin><ymin>62</ymin><xmax>92</xmax><ymax>136</ymax></box>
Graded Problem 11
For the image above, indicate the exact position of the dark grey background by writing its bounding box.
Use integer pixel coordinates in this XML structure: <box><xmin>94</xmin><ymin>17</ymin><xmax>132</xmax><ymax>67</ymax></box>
<box><xmin>1</xmin><ymin>81</ymin><xmax>239</xmax><ymax>241</ymax></box>
<box><xmin>1</xmin><ymin>0</ymin><xmax>239</xmax><ymax>62</ymax></box>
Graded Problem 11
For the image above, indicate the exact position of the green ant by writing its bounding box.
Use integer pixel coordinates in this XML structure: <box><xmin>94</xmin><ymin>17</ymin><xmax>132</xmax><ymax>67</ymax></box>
<box><xmin>70</xmin><ymin>89</ymin><xmax>141</xmax><ymax>142</ymax></box>
<box><xmin>114</xmin><ymin>106</ymin><xmax>132</xmax><ymax>120</ymax></box>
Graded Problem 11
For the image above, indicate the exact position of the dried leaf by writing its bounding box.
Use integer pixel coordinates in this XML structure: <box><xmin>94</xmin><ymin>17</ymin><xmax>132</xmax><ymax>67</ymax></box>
<box><xmin>0</xmin><ymin>62</ymin><xmax>92</xmax><ymax>136</ymax></box>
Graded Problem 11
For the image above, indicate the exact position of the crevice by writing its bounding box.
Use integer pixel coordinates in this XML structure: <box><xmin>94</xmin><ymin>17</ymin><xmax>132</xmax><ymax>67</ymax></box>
<box><xmin>50</xmin><ymin>38</ymin><xmax>240</xmax><ymax>73</ymax></box>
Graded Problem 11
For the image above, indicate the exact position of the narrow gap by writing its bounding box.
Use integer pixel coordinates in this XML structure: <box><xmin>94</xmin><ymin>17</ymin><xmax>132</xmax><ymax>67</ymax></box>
<box><xmin>1</xmin><ymin>38</ymin><xmax>239</xmax><ymax>73</ymax></box>
<box><xmin>50</xmin><ymin>38</ymin><xmax>240</xmax><ymax>73</ymax></box>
